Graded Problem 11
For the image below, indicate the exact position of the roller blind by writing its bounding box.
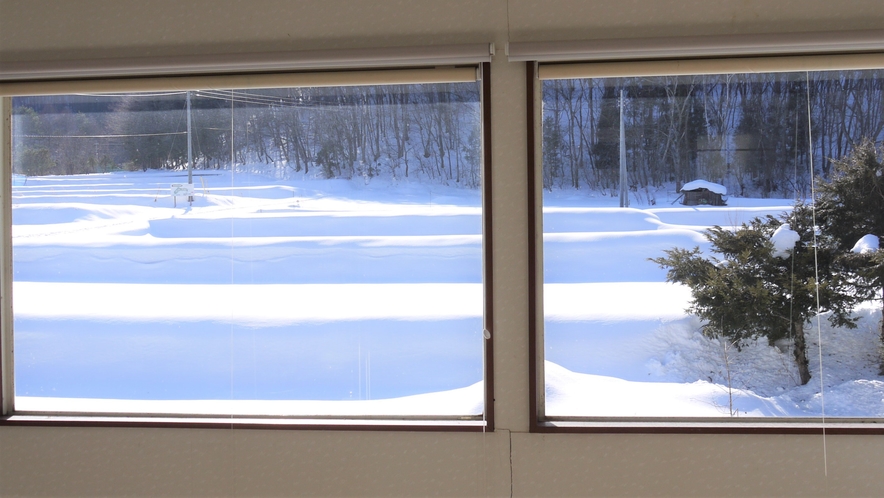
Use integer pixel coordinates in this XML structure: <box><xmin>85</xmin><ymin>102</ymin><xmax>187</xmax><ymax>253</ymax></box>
<box><xmin>0</xmin><ymin>67</ymin><xmax>480</xmax><ymax>96</ymax></box>
<box><xmin>507</xmin><ymin>30</ymin><xmax>884</xmax><ymax>63</ymax></box>
<box><xmin>1</xmin><ymin>43</ymin><xmax>493</xmax><ymax>81</ymax></box>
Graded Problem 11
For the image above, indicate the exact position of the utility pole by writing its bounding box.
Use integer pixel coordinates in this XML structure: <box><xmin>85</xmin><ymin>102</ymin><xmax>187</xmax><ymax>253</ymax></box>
<box><xmin>186</xmin><ymin>91</ymin><xmax>194</xmax><ymax>204</ymax></box>
<box><xmin>619</xmin><ymin>89</ymin><xmax>628</xmax><ymax>208</ymax></box>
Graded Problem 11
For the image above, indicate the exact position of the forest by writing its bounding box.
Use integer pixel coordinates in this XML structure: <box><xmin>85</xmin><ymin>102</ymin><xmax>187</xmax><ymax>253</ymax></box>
<box><xmin>542</xmin><ymin>69</ymin><xmax>884</xmax><ymax>200</ymax></box>
<box><xmin>12</xmin><ymin>82</ymin><xmax>483</xmax><ymax>188</ymax></box>
<box><xmin>11</xmin><ymin>70</ymin><xmax>884</xmax><ymax>201</ymax></box>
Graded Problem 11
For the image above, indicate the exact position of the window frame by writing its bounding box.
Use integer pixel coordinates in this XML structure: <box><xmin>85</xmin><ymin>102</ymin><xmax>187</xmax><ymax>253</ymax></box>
<box><xmin>0</xmin><ymin>53</ymin><xmax>495</xmax><ymax>432</ymax></box>
<box><xmin>524</xmin><ymin>48</ymin><xmax>884</xmax><ymax>434</ymax></box>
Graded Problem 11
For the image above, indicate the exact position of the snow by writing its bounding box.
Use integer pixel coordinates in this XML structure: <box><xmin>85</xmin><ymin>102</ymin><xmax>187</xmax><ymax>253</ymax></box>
<box><xmin>16</xmin><ymin>382</ymin><xmax>484</xmax><ymax>417</ymax></box>
<box><xmin>11</xmin><ymin>170</ymin><xmax>884</xmax><ymax>420</ymax></box>
<box><xmin>13</xmin><ymin>282</ymin><xmax>481</xmax><ymax>325</ymax></box>
<box><xmin>770</xmin><ymin>223</ymin><xmax>800</xmax><ymax>259</ymax></box>
<box><xmin>680</xmin><ymin>179</ymin><xmax>727</xmax><ymax>195</ymax></box>
<box><xmin>13</xmin><ymin>170</ymin><xmax>484</xmax><ymax>415</ymax></box>
<box><xmin>851</xmin><ymin>234</ymin><xmax>880</xmax><ymax>254</ymax></box>
<box><xmin>545</xmin><ymin>305</ymin><xmax>884</xmax><ymax>417</ymax></box>
<box><xmin>541</xmin><ymin>186</ymin><xmax>883</xmax><ymax>419</ymax></box>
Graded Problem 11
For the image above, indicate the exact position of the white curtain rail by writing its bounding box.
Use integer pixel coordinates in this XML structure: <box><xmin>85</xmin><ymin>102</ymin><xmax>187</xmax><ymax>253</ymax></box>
<box><xmin>0</xmin><ymin>43</ymin><xmax>495</xmax><ymax>82</ymax></box>
<box><xmin>506</xmin><ymin>30</ymin><xmax>884</xmax><ymax>63</ymax></box>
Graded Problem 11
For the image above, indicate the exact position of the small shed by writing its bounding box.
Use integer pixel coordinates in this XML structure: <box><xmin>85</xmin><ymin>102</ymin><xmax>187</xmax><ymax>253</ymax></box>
<box><xmin>680</xmin><ymin>180</ymin><xmax>727</xmax><ymax>206</ymax></box>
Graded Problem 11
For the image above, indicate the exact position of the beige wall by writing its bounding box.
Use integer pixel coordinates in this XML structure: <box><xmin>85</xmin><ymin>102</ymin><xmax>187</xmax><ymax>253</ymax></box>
<box><xmin>2</xmin><ymin>1</ymin><xmax>884</xmax><ymax>496</ymax></box>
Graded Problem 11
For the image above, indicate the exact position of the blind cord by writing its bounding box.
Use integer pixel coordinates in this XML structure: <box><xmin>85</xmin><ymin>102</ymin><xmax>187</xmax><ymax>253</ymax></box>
<box><xmin>806</xmin><ymin>71</ymin><xmax>828</xmax><ymax>477</ymax></box>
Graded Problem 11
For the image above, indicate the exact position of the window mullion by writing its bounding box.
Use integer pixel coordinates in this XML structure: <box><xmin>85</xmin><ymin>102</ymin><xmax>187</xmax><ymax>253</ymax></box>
<box><xmin>0</xmin><ymin>96</ymin><xmax>12</xmax><ymax>416</ymax></box>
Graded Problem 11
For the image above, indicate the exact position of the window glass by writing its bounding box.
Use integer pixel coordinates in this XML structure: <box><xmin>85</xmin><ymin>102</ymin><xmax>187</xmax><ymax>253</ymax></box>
<box><xmin>541</xmin><ymin>70</ymin><xmax>884</xmax><ymax>419</ymax></box>
<box><xmin>11</xmin><ymin>82</ymin><xmax>485</xmax><ymax>418</ymax></box>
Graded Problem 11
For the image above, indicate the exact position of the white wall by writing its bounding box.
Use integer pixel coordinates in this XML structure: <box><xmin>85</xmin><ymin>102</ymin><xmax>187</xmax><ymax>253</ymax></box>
<box><xmin>2</xmin><ymin>1</ymin><xmax>884</xmax><ymax>495</ymax></box>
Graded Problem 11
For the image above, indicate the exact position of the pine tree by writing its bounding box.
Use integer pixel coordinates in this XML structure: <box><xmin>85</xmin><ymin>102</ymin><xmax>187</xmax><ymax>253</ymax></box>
<box><xmin>814</xmin><ymin>140</ymin><xmax>884</xmax><ymax>372</ymax></box>
<box><xmin>652</xmin><ymin>208</ymin><xmax>861</xmax><ymax>385</ymax></box>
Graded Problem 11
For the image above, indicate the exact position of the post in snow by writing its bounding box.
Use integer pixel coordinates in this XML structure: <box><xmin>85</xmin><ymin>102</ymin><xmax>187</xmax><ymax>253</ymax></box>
<box><xmin>619</xmin><ymin>89</ymin><xmax>628</xmax><ymax>208</ymax></box>
<box><xmin>186</xmin><ymin>90</ymin><xmax>194</xmax><ymax>204</ymax></box>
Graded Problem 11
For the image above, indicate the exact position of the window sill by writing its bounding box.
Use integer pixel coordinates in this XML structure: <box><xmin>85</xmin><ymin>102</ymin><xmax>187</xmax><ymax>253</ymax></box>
<box><xmin>0</xmin><ymin>414</ymin><xmax>488</xmax><ymax>431</ymax></box>
<box><xmin>535</xmin><ymin>419</ymin><xmax>884</xmax><ymax>434</ymax></box>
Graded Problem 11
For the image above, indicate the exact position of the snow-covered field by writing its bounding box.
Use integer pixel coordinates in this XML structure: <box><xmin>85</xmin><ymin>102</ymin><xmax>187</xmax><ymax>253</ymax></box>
<box><xmin>12</xmin><ymin>169</ymin><xmax>484</xmax><ymax>417</ymax></box>
<box><xmin>543</xmin><ymin>188</ymin><xmax>884</xmax><ymax>418</ymax></box>
<box><xmin>11</xmin><ymin>171</ymin><xmax>884</xmax><ymax>419</ymax></box>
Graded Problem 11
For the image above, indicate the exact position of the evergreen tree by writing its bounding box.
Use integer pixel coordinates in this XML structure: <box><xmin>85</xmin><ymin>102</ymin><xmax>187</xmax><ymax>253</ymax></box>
<box><xmin>12</xmin><ymin>106</ymin><xmax>54</xmax><ymax>176</ymax></box>
<box><xmin>16</xmin><ymin>147</ymin><xmax>54</xmax><ymax>176</ymax></box>
<box><xmin>814</xmin><ymin>140</ymin><xmax>884</xmax><ymax>371</ymax></box>
<box><xmin>652</xmin><ymin>207</ymin><xmax>861</xmax><ymax>385</ymax></box>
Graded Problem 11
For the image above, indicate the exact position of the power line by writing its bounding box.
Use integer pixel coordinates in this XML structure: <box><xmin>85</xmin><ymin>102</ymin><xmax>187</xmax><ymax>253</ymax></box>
<box><xmin>196</xmin><ymin>90</ymin><xmax>311</xmax><ymax>108</ymax></box>
<box><xmin>204</xmin><ymin>89</ymin><xmax>298</xmax><ymax>103</ymax></box>
<box><xmin>196</xmin><ymin>89</ymin><xmax>359</xmax><ymax>110</ymax></box>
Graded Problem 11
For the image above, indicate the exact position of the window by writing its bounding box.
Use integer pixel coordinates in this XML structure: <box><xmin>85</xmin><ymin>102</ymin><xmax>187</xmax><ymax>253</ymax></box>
<box><xmin>1</xmin><ymin>58</ymin><xmax>494</xmax><ymax>427</ymax></box>
<box><xmin>527</xmin><ymin>54</ymin><xmax>884</xmax><ymax>429</ymax></box>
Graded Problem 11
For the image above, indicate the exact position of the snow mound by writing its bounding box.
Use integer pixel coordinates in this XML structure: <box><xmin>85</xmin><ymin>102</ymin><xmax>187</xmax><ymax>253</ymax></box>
<box><xmin>544</xmin><ymin>360</ymin><xmax>788</xmax><ymax>417</ymax></box>
<box><xmin>681</xmin><ymin>180</ymin><xmax>727</xmax><ymax>195</ymax></box>
<box><xmin>770</xmin><ymin>223</ymin><xmax>800</xmax><ymax>259</ymax></box>
<box><xmin>851</xmin><ymin>234</ymin><xmax>880</xmax><ymax>254</ymax></box>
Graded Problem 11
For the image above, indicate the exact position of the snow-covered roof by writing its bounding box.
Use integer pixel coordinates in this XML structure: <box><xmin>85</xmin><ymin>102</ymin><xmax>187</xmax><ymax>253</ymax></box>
<box><xmin>680</xmin><ymin>180</ymin><xmax>727</xmax><ymax>195</ymax></box>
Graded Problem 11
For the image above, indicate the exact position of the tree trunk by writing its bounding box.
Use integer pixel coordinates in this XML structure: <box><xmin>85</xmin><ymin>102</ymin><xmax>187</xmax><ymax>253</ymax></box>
<box><xmin>793</xmin><ymin>321</ymin><xmax>812</xmax><ymax>385</ymax></box>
